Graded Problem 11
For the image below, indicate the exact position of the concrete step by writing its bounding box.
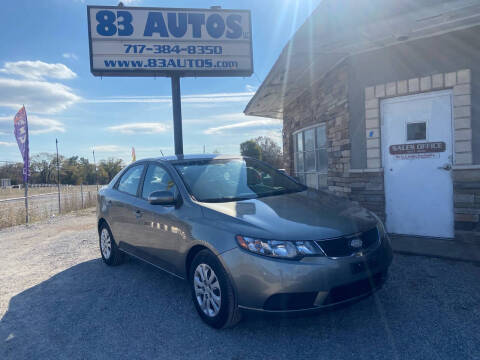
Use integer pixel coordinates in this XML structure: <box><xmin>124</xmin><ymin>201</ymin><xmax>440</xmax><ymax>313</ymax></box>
<box><xmin>389</xmin><ymin>234</ymin><xmax>480</xmax><ymax>263</ymax></box>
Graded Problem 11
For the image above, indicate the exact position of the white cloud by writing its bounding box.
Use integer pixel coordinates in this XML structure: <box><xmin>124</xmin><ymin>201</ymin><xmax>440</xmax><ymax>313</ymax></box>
<box><xmin>85</xmin><ymin>92</ymin><xmax>255</xmax><ymax>105</ymax></box>
<box><xmin>28</xmin><ymin>116</ymin><xmax>65</xmax><ymax>134</ymax></box>
<box><xmin>107</xmin><ymin>122</ymin><xmax>169</xmax><ymax>134</ymax></box>
<box><xmin>0</xmin><ymin>141</ymin><xmax>16</xmax><ymax>147</ymax></box>
<box><xmin>245</xmin><ymin>84</ymin><xmax>258</xmax><ymax>92</ymax></box>
<box><xmin>62</xmin><ymin>53</ymin><xmax>78</xmax><ymax>61</ymax></box>
<box><xmin>1</xmin><ymin>60</ymin><xmax>77</xmax><ymax>80</ymax></box>
<box><xmin>0</xmin><ymin>78</ymin><xmax>81</xmax><ymax>114</ymax></box>
<box><xmin>0</xmin><ymin>115</ymin><xmax>65</xmax><ymax>134</ymax></box>
<box><xmin>204</xmin><ymin>118</ymin><xmax>281</xmax><ymax>135</ymax></box>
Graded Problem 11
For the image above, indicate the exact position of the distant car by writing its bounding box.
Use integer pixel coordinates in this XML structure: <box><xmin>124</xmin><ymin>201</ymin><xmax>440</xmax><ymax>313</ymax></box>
<box><xmin>97</xmin><ymin>155</ymin><xmax>393</xmax><ymax>328</ymax></box>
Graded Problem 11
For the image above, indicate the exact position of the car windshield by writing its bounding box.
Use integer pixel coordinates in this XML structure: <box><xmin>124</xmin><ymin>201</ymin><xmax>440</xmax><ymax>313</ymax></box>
<box><xmin>174</xmin><ymin>158</ymin><xmax>307</xmax><ymax>202</ymax></box>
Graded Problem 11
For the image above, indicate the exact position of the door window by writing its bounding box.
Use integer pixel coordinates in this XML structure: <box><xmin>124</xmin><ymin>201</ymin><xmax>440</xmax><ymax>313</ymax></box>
<box><xmin>142</xmin><ymin>164</ymin><xmax>177</xmax><ymax>199</ymax></box>
<box><xmin>407</xmin><ymin>122</ymin><xmax>427</xmax><ymax>141</ymax></box>
<box><xmin>117</xmin><ymin>165</ymin><xmax>144</xmax><ymax>196</ymax></box>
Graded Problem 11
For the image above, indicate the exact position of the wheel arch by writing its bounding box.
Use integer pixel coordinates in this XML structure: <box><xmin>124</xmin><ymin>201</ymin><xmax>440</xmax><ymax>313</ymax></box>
<box><xmin>98</xmin><ymin>218</ymin><xmax>116</xmax><ymax>245</ymax></box>
<box><xmin>185</xmin><ymin>244</ymin><xmax>209</xmax><ymax>279</ymax></box>
<box><xmin>184</xmin><ymin>244</ymin><xmax>239</xmax><ymax>305</ymax></box>
<box><xmin>98</xmin><ymin>217</ymin><xmax>108</xmax><ymax>234</ymax></box>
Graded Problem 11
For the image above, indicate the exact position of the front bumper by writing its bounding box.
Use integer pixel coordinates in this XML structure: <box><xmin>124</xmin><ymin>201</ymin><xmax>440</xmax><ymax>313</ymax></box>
<box><xmin>219</xmin><ymin>236</ymin><xmax>393</xmax><ymax>312</ymax></box>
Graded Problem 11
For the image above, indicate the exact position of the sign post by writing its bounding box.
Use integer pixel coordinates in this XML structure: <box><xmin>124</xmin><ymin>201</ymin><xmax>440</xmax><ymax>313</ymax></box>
<box><xmin>171</xmin><ymin>75</ymin><xmax>183</xmax><ymax>155</ymax></box>
<box><xmin>87</xmin><ymin>5</ymin><xmax>253</xmax><ymax>155</ymax></box>
<box><xmin>56</xmin><ymin>138</ymin><xmax>61</xmax><ymax>214</ymax></box>
<box><xmin>92</xmin><ymin>149</ymin><xmax>99</xmax><ymax>191</ymax></box>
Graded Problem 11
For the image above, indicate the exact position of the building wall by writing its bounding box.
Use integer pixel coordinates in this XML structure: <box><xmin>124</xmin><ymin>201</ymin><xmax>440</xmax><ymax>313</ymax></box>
<box><xmin>282</xmin><ymin>26</ymin><xmax>480</xmax><ymax>241</ymax></box>
<box><xmin>453</xmin><ymin>168</ymin><xmax>480</xmax><ymax>243</ymax></box>
<box><xmin>283</xmin><ymin>60</ymin><xmax>351</xmax><ymax>196</ymax></box>
<box><xmin>344</xmin><ymin>26</ymin><xmax>480</xmax><ymax>240</ymax></box>
<box><xmin>348</xmin><ymin>25</ymin><xmax>480</xmax><ymax>168</ymax></box>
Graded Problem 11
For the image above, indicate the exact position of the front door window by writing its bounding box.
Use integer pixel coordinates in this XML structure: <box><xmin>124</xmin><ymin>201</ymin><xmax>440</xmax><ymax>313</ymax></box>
<box><xmin>141</xmin><ymin>164</ymin><xmax>177</xmax><ymax>199</ymax></box>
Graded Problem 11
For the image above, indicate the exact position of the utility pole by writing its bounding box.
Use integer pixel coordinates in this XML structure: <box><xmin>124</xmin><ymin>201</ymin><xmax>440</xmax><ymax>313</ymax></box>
<box><xmin>93</xmin><ymin>149</ymin><xmax>98</xmax><ymax>191</ymax></box>
<box><xmin>56</xmin><ymin>138</ymin><xmax>61</xmax><ymax>213</ymax></box>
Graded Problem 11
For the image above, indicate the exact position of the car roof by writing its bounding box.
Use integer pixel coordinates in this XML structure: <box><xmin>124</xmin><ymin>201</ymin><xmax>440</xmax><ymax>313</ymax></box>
<box><xmin>139</xmin><ymin>154</ymin><xmax>243</xmax><ymax>164</ymax></box>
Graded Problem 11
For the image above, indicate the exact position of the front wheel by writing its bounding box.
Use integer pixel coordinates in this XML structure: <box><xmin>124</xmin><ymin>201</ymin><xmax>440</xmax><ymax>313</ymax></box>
<box><xmin>99</xmin><ymin>222</ymin><xmax>124</xmax><ymax>266</ymax></box>
<box><xmin>190</xmin><ymin>250</ymin><xmax>242</xmax><ymax>328</ymax></box>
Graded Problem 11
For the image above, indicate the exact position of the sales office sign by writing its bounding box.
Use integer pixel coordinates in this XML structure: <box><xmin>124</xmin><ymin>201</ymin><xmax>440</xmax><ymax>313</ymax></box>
<box><xmin>87</xmin><ymin>5</ymin><xmax>253</xmax><ymax>77</ymax></box>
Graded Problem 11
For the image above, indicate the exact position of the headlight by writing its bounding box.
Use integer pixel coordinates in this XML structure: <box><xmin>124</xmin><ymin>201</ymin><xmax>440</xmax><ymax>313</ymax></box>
<box><xmin>235</xmin><ymin>235</ymin><xmax>324</xmax><ymax>259</ymax></box>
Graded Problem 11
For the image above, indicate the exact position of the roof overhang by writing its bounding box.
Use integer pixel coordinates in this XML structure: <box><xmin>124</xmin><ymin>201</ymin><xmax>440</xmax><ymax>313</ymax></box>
<box><xmin>245</xmin><ymin>0</ymin><xmax>480</xmax><ymax>119</ymax></box>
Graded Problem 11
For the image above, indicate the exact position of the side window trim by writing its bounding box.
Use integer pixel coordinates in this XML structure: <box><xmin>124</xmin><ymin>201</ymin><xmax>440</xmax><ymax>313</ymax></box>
<box><xmin>139</xmin><ymin>162</ymin><xmax>153</xmax><ymax>200</ymax></box>
<box><xmin>137</xmin><ymin>164</ymin><xmax>148</xmax><ymax>198</ymax></box>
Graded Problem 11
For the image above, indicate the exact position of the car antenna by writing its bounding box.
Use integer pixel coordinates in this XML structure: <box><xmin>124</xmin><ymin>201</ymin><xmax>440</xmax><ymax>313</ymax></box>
<box><xmin>160</xmin><ymin>150</ymin><xmax>165</xmax><ymax>156</ymax></box>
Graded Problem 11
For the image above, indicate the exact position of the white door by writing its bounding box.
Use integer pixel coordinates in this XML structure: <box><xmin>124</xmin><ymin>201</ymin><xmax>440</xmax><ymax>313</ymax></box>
<box><xmin>381</xmin><ymin>90</ymin><xmax>454</xmax><ymax>238</ymax></box>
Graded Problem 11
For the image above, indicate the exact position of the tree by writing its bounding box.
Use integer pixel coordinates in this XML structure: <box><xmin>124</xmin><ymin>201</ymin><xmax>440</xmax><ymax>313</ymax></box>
<box><xmin>98</xmin><ymin>158</ymin><xmax>124</xmax><ymax>183</ymax></box>
<box><xmin>254</xmin><ymin>136</ymin><xmax>283</xmax><ymax>168</ymax></box>
<box><xmin>78</xmin><ymin>157</ymin><xmax>96</xmax><ymax>185</ymax></box>
<box><xmin>1</xmin><ymin>153</ymin><xmax>124</xmax><ymax>186</ymax></box>
<box><xmin>240</xmin><ymin>140</ymin><xmax>262</xmax><ymax>160</ymax></box>
<box><xmin>240</xmin><ymin>136</ymin><xmax>283</xmax><ymax>168</ymax></box>
<box><xmin>0</xmin><ymin>162</ymin><xmax>23</xmax><ymax>185</ymax></box>
<box><xmin>30</xmin><ymin>153</ymin><xmax>58</xmax><ymax>184</ymax></box>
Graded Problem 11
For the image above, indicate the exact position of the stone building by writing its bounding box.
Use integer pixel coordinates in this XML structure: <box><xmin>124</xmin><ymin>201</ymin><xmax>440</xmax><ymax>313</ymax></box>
<box><xmin>245</xmin><ymin>0</ymin><xmax>480</xmax><ymax>242</ymax></box>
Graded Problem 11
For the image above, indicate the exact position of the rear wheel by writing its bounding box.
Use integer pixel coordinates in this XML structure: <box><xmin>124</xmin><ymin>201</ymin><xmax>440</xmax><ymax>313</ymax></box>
<box><xmin>99</xmin><ymin>222</ymin><xmax>124</xmax><ymax>266</ymax></box>
<box><xmin>190</xmin><ymin>250</ymin><xmax>242</xmax><ymax>328</ymax></box>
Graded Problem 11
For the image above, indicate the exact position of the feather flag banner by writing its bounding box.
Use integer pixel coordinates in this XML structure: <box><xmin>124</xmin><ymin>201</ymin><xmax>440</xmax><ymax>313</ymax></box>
<box><xmin>13</xmin><ymin>106</ymin><xmax>29</xmax><ymax>182</ymax></box>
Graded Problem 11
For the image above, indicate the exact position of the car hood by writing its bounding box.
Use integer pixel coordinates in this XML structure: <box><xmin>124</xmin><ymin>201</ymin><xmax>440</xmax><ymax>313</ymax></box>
<box><xmin>199</xmin><ymin>189</ymin><xmax>378</xmax><ymax>240</ymax></box>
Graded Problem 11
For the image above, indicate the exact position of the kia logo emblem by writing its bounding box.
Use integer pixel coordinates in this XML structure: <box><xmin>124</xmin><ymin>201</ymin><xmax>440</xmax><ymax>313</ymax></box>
<box><xmin>350</xmin><ymin>238</ymin><xmax>363</xmax><ymax>249</ymax></box>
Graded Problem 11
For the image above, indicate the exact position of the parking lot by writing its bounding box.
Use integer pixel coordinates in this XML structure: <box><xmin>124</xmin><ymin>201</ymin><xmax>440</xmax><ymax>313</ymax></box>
<box><xmin>0</xmin><ymin>211</ymin><xmax>479</xmax><ymax>360</ymax></box>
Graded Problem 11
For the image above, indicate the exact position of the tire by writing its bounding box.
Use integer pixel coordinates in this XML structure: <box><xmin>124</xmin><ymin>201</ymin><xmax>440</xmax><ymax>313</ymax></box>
<box><xmin>99</xmin><ymin>222</ymin><xmax>124</xmax><ymax>266</ymax></box>
<box><xmin>189</xmin><ymin>249</ymin><xmax>242</xmax><ymax>329</ymax></box>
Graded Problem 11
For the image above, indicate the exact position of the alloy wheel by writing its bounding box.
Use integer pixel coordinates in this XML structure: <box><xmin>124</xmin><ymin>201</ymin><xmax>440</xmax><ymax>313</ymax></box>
<box><xmin>193</xmin><ymin>263</ymin><xmax>222</xmax><ymax>317</ymax></box>
<box><xmin>100</xmin><ymin>228</ymin><xmax>112</xmax><ymax>259</ymax></box>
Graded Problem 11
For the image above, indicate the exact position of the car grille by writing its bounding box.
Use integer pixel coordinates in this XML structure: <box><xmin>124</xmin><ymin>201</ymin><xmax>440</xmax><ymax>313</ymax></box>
<box><xmin>315</xmin><ymin>227</ymin><xmax>380</xmax><ymax>257</ymax></box>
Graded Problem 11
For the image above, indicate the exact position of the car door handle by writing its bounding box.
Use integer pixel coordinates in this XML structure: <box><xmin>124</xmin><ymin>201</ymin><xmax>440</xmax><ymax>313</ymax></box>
<box><xmin>438</xmin><ymin>163</ymin><xmax>452</xmax><ymax>171</ymax></box>
<box><xmin>134</xmin><ymin>209</ymin><xmax>143</xmax><ymax>218</ymax></box>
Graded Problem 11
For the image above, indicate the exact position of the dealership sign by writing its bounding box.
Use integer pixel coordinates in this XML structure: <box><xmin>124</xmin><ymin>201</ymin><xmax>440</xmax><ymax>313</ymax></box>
<box><xmin>87</xmin><ymin>5</ymin><xmax>253</xmax><ymax>77</ymax></box>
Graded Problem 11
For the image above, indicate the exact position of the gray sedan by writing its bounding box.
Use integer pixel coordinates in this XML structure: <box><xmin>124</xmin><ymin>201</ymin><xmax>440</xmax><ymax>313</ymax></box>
<box><xmin>97</xmin><ymin>155</ymin><xmax>393</xmax><ymax>328</ymax></box>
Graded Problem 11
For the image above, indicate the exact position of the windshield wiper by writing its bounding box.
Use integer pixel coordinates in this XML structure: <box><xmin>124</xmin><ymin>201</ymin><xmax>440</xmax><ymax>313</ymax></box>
<box><xmin>199</xmin><ymin>195</ymin><xmax>258</xmax><ymax>203</ymax></box>
<box><xmin>256</xmin><ymin>188</ymin><xmax>303</xmax><ymax>199</ymax></box>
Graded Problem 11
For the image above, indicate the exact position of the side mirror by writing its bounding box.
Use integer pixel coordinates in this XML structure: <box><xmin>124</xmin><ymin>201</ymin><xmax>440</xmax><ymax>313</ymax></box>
<box><xmin>148</xmin><ymin>190</ymin><xmax>176</xmax><ymax>206</ymax></box>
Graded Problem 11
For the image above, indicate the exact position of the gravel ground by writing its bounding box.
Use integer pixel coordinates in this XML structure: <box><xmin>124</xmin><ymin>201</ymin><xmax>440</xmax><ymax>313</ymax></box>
<box><xmin>1</xmin><ymin>211</ymin><xmax>479</xmax><ymax>360</ymax></box>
